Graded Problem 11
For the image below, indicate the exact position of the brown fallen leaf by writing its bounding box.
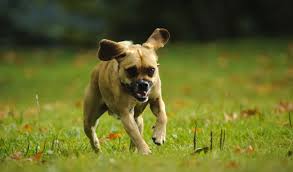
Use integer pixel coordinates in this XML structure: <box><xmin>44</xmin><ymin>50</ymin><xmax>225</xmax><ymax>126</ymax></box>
<box><xmin>254</xmin><ymin>83</ymin><xmax>274</xmax><ymax>95</ymax></box>
<box><xmin>234</xmin><ymin>145</ymin><xmax>255</xmax><ymax>155</ymax></box>
<box><xmin>225</xmin><ymin>161</ymin><xmax>239</xmax><ymax>169</ymax></box>
<box><xmin>24</xmin><ymin>107</ymin><xmax>38</xmax><ymax>117</ymax></box>
<box><xmin>234</xmin><ymin>145</ymin><xmax>243</xmax><ymax>154</ymax></box>
<box><xmin>217</xmin><ymin>53</ymin><xmax>230</xmax><ymax>68</ymax></box>
<box><xmin>192</xmin><ymin>127</ymin><xmax>202</xmax><ymax>133</ymax></box>
<box><xmin>32</xmin><ymin>152</ymin><xmax>43</xmax><ymax>161</ymax></box>
<box><xmin>274</xmin><ymin>101</ymin><xmax>293</xmax><ymax>113</ymax></box>
<box><xmin>0</xmin><ymin>111</ymin><xmax>6</xmax><ymax>120</ymax></box>
<box><xmin>10</xmin><ymin>151</ymin><xmax>22</xmax><ymax>160</ymax></box>
<box><xmin>22</xmin><ymin>124</ymin><xmax>33</xmax><ymax>133</ymax></box>
<box><xmin>240</xmin><ymin>108</ymin><xmax>260</xmax><ymax>117</ymax></box>
<box><xmin>246</xmin><ymin>145</ymin><xmax>255</xmax><ymax>154</ymax></box>
<box><xmin>75</xmin><ymin>100</ymin><xmax>82</xmax><ymax>109</ymax></box>
<box><xmin>107</xmin><ymin>133</ymin><xmax>122</xmax><ymax>140</ymax></box>
<box><xmin>172</xmin><ymin>99</ymin><xmax>191</xmax><ymax>110</ymax></box>
<box><xmin>181</xmin><ymin>86</ymin><xmax>192</xmax><ymax>96</ymax></box>
<box><xmin>23</xmin><ymin>68</ymin><xmax>36</xmax><ymax>79</ymax></box>
<box><xmin>224</xmin><ymin>112</ymin><xmax>238</xmax><ymax>122</ymax></box>
<box><xmin>39</xmin><ymin>127</ymin><xmax>48</xmax><ymax>133</ymax></box>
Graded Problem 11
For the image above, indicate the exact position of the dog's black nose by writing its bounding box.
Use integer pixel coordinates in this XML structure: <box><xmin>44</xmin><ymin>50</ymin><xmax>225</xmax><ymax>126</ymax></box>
<box><xmin>137</xmin><ymin>80</ymin><xmax>149</xmax><ymax>91</ymax></box>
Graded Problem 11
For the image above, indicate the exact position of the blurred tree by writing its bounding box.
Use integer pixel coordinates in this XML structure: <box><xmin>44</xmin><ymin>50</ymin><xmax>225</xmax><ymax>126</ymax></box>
<box><xmin>0</xmin><ymin>0</ymin><xmax>293</xmax><ymax>46</ymax></box>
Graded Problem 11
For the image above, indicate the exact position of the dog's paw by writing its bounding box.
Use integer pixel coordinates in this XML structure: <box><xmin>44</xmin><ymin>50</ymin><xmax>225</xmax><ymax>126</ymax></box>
<box><xmin>152</xmin><ymin>125</ymin><xmax>166</xmax><ymax>145</ymax></box>
<box><xmin>138</xmin><ymin>146</ymin><xmax>152</xmax><ymax>155</ymax></box>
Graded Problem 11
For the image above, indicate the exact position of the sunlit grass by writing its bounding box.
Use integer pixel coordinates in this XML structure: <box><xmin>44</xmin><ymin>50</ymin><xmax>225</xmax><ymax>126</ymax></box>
<box><xmin>0</xmin><ymin>39</ymin><xmax>293</xmax><ymax>172</ymax></box>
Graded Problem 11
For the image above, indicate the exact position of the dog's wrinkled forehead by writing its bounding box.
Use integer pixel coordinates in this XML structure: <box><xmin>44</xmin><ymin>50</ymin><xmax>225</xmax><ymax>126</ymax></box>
<box><xmin>120</xmin><ymin>43</ymin><xmax>158</xmax><ymax>68</ymax></box>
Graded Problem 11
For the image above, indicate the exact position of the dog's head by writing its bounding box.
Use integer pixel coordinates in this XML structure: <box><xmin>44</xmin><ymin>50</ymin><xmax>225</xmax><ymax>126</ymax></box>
<box><xmin>97</xmin><ymin>28</ymin><xmax>170</xmax><ymax>102</ymax></box>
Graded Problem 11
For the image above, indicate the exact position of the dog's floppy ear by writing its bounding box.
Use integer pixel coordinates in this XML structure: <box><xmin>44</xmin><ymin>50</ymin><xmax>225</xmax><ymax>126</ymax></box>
<box><xmin>143</xmin><ymin>28</ymin><xmax>170</xmax><ymax>50</ymax></box>
<box><xmin>98</xmin><ymin>39</ymin><xmax>126</xmax><ymax>61</ymax></box>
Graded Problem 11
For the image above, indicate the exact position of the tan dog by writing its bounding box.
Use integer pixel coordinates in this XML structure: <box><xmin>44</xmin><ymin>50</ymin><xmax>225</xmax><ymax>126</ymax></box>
<box><xmin>83</xmin><ymin>28</ymin><xmax>170</xmax><ymax>155</ymax></box>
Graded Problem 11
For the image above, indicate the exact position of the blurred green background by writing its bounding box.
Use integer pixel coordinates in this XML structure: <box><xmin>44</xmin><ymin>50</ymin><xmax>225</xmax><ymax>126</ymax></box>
<box><xmin>1</xmin><ymin>0</ymin><xmax>293</xmax><ymax>46</ymax></box>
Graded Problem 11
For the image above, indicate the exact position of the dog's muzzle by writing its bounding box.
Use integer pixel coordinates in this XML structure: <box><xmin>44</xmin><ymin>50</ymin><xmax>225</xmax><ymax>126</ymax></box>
<box><xmin>121</xmin><ymin>79</ymin><xmax>152</xmax><ymax>102</ymax></box>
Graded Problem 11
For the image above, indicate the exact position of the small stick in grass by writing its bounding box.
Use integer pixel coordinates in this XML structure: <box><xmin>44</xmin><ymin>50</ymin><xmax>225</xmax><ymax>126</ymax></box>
<box><xmin>25</xmin><ymin>140</ymin><xmax>30</xmax><ymax>156</ymax></box>
<box><xmin>289</xmin><ymin>112</ymin><xmax>292</xmax><ymax>128</ymax></box>
<box><xmin>220</xmin><ymin>129</ymin><xmax>223</xmax><ymax>150</ymax></box>
<box><xmin>193</xmin><ymin>122</ymin><xmax>197</xmax><ymax>151</ymax></box>
<box><xmin>210</xmin><ymin>131</ymin><xmax>213</xmax><ymax>151</ymax></box>
<box><xmin>35</xmin><ymin>94</ymin><xmax>41</xmax><ymax>122</ymax></box>
<box><xmin>35</xmin><ymin>94</ymin><xmax>40</xmax><ymax>114</ymax></box>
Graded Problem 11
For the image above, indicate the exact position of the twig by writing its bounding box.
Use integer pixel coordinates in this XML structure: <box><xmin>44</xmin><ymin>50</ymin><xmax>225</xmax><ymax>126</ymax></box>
<box><xmin>193</xmin><ymin>147</ymin><xmax>209</xmax><ymax>154</ymax></box>
<box><xmin>36</xmin><ymin>94</ymin><xmax>41</xmax><ymax>124</ymax></box>
<box><xmin>193</xmin><ymin>122</ymin><xmax>197</xmax><ymax>151</ymax></box>
<box><xmin>25</xmin><ymin>138</ymin><xmax>30</xmax><ymax>156</ymax></box>
<box><xmin>35</xmin><ymin>94</ymin><xmax>40</xmax><ymax>119</ymax></box>
<box><xmin>210</xmin><ymin>131</ymin><xmax>213</xmax><ymax>151</ymax></box>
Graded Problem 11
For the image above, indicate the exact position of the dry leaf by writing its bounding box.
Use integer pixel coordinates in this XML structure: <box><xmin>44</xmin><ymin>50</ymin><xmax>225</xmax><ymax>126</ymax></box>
<box><xmin>24</xmin><ymin>107</ymin><xmax>38</xmax><ymax>117</ymax></box>
<box><xmin>23</xmin><ymin>68</ymin><xmax>35</xmax><ymax>79</ymax></box>
<box><xmin>181</xmin><ymin>86</ymin><xmax>192</xmax><ymax>95</ymax></box>
<box><xmin>22</xmin><ymin>124</ymin><xmax>33</xmax><ymax>133</ymax></box>
<box><xmin>75</xmin><ymin>100</ymin><xmax>82</xmax><ymax>108</ymax></box>
<box><xmin>246</xmin><ymin>145</ymin><xmax>255</xmax><ymax>154</ymax></box>
<box><xmin>240</xmin><ymin>108</ymin><xmax>259</xmax><ymax>117</ymax></box>
<box><xmin>225</xmin><ymin>161</ymin><xmax>239</xmax><ymax>169</ymax></box>
<box><xmin>192</xmin><ymin>128</ymin><xmax>202</xmax><ymax>133</ymax></box>
<box><xmin>107</xmin><ymin>133</ymin><xmax>122</xmax><ymax>140</ymax></box>
<box><xmin>32</xmin><ymin>152</ymin><xmax>43</xmax><ymax>161</ymax></box>
<box><xmin>10</xmin><ymin>151</ymin><xmax>22</xmax><ymax>160</ymax></box>
<box><xmin>224</xmin><ymin>112</ymin><xmax>238</xmax><ymax>122</ymax></box>
<box><xmin>0</xmin><ymin>111</ymin><xmax>6</xmax><ymax>120</ymax></box>
<box><xmin>234</xmin><ymin>145</ymin><xmax>255</xmax><ymax>154</ymax></box>
<box><xmin>172</xmin><ymin>99</ymin><xmax>191</xmax><ymax>110</ymax></box>
<box><xmin>254</xmin><ymin>84</ymin><xmax>274</xmax><ymax>95</ymax></box>
<box><xmin>39</xmin><ymin>127</ymin><xmax>48</xmax><ymax>133</ymax></box>
<box><xmin>217</xmin><ymin>53</ymin><xmax>230</xmax><ymax>68</ymax></box>
<box><xmin>274</xmin><ymin>101</ymin><xmax>293</xmax><ymax>113</ymax></box>
<box><xmin>234</xmin><ymin>145</ymin><xmax>243</xmax><ymax>154</ymax></box>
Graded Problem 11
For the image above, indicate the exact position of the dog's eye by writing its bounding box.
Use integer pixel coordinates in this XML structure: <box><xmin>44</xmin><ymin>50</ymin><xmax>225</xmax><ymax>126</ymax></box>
<box><xmin>125</xmin><ymin>66</ymin><xmax>138</xmax><ymax>77</ymax></box>
<box><xmin>146</xmin><ymin>67</ymin><xmax>155</xmax><ymax>77</ymax></box>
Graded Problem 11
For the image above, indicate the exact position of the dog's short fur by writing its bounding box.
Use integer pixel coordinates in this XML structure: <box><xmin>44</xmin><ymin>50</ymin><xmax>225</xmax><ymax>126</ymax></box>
<box><xmin>83</xmin><ymin>28</ymin><xmax>170</xmax><ymax>155</ymax></box>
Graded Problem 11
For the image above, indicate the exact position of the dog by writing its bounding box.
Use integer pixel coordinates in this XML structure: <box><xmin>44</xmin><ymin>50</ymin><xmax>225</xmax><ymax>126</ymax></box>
<box><xmin>83</xmin><ymin>28</ymin><xmax>170</xmax><ymax>155</ymax></box>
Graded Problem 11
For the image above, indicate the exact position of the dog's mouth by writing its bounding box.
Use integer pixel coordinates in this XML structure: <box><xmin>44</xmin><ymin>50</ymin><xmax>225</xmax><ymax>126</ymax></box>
<box><xmin>121</xmin><ymin>80</ymin><xmax>152</xmax><ymax>103</ymax></box>
<box><xmin>134</xmin><ymin>90</ymin><xmax>148</xmax><ymax>102</ymax></box>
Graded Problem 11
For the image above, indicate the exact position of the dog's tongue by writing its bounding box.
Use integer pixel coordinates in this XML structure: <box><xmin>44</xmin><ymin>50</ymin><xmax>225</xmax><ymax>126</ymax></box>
<box><xmin>137</xmin><ymin>91</ymin><xmax>147</xmax><ymax>97</ymax></box>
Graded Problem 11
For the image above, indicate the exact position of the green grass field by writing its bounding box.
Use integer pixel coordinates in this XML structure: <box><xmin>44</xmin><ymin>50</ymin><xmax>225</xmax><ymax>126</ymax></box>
<box><xmin>0</xmin><ymin>39</ymin><xmax>293</xmax><ymax>172</ymax></box>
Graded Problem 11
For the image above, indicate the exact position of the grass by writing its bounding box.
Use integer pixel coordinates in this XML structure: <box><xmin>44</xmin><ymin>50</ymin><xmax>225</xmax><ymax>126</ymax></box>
<box><xmin>0</xmin><ymin>39</ymin><xmax>293</xmax><ymax>171</ymax></box>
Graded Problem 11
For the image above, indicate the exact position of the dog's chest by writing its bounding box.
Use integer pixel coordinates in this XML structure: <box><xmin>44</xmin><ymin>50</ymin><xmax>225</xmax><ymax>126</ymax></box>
<box><xmin>107</xmin><ymin>102</ymin><xmax>148</xmax><ymax>119</ymax></box>
<box><xmin>108</xmin><ymin>110</ymin><xmax>120</xmax><ymax>119</ymax></box>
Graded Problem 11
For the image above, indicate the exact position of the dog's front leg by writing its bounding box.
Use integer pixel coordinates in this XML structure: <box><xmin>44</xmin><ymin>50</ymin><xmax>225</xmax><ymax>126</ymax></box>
<box><xmin>150</xmin><ymin>97</ymin><xmax>167</xmax><ymax>145</ymax></box>
<box><xmin>120</xmin><ymin>111</ymin><xmax>151</xmax><ymax>155</ymax></box>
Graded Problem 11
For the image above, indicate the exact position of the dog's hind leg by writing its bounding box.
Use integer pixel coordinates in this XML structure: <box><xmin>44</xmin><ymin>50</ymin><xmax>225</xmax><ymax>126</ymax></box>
<box><xmin>83</xmin><ymin>85</ymin><xmax>107</xmax><ymax>153</ymax></box>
